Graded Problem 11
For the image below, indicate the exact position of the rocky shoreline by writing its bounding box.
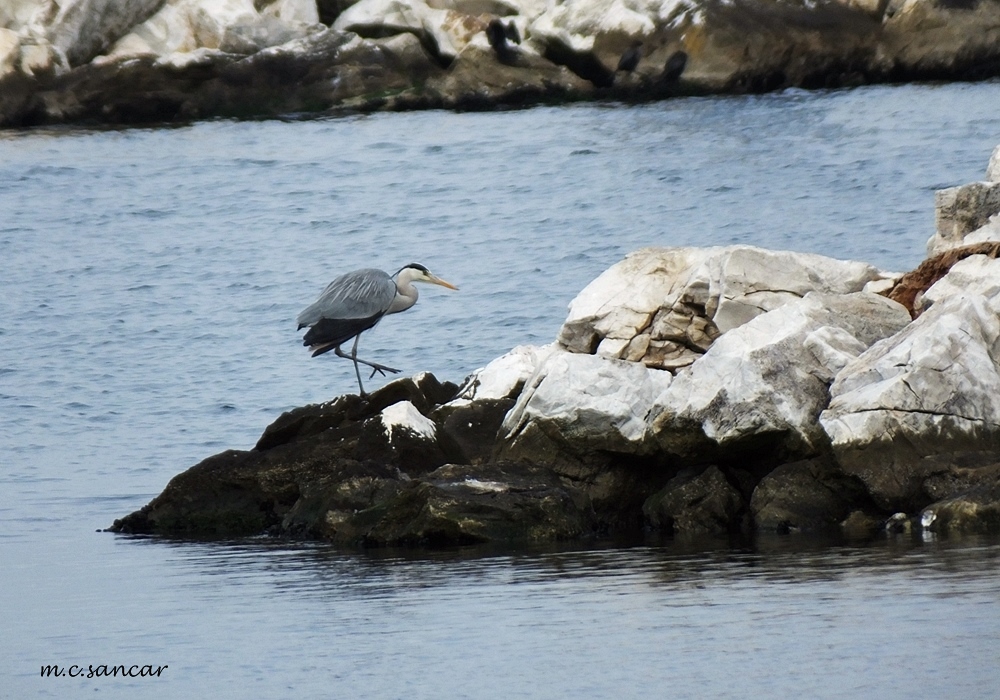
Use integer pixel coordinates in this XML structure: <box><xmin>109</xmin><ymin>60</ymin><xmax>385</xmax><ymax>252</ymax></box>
<box><xmin>3</xmin><ymin>0</ymin><xmax>1000</xmax><ymax>127</ymax></box>
<box><xmin>110</xmin><ymin>145</ymin><xmax>1000</xmax><ymax>546</ymax></box>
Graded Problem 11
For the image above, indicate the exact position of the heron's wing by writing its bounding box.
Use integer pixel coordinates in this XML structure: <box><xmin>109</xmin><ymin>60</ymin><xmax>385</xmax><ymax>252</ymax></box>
<box><xmin>303</xmin><ymin>313</ymin><xmax>383</xmax><ymax>352</ymax></box>
<box><xmin>296</xmin><ymin>268</ymin><xmax>395</xmax><ymax>328</ymax></box>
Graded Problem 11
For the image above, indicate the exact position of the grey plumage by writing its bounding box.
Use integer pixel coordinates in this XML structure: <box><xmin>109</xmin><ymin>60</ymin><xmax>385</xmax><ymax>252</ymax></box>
<box><xmin>297</xmin><ymin>268</ymin><xmax>396</xmax><ymax>342</ymax></box>
<box><xmin>298</xmin><ymin>264</ymin><xmax>457</xmax><ymax>397</ymax></box>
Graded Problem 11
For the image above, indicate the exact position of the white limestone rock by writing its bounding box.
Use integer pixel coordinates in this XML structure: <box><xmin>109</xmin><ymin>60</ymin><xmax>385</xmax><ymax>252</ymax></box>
<box><xmin>259</xmin><ymin>0</ymin><xmax>320</xmax><ymax>25</ymax></box>
<box><xmin>450</xmin><ymin>344</ymin><xmax>559</xmax><ymax>405</ymax></box>
<box><xmin>425</xmin><ymin>0</ymin><xmax>535</xmax><ymax>17</ymax></box>
<box><xmin>104</xmin><ymin>0</ymin><xmax>319</xmax><ymax>59</ymax></box>
<box><xmin>529</xmin><ymin>0</ymin><xmax>664</xmax><ymax>54</ymax></box>
<box><xmin>927</xmin><ymin>181</ymin><xmax>1000</xmax><ymax>255</ymax></box>
<box><xmin>0</xmin><ymin>0</ymin><xmax>45</xmax><ymax>31</ymax></box>
<box><xmin>956</xmin><ymin>218</ymin><xmax>1000</xmax><ymax>249</ymax></box>
<box><xmin>335</xmin><ymin>0</ymin><xmax>514</xmax><ymax>61</ymax></box>
<box><xmin>820</xmin><ymin>292</ymin><xmax>1000</xmax><ymax>509</ymax></box>
<box><xmin>558</xmin><ymin>245</ymin><xmax>885</xmax><ymax>372</ymax></box>
<box><xmin>0</xmin><ymin>28</ymin><xmax>19</xmax><ymax>79</ymax></box>
<box><xmin>16</xmin><ymin>0</ymin><xmax>165</xmax><ymax>67</ymax></box>
<box><xmin>915</xmin><ymin>255</ymin><xmax>1000</xmax><ymax>315</ymax></box>
<box><xmin>15</xmin><ymin>32</ymin><xmax>68</xmax><ymax>76</ymax></box>
<box><xmin>381</xmin><ymin>400</ymin><xmax>439</xmax><ymax>442</ymax></box>
<box><xmin>650</xmin><ymin>292</ymin><xmax>911</xmax><ymax>459</ymax></box>
<box><xmin>500</xmin><ymin>351</ymin><xmax>674</xmax><ymax>456</ymax></box>
<box><xmin>989</xmin><ymin>144</ymin><xmax>1000</xmax><ymax>183</ymax></box>
<box><xmin>334</xmin><ymin>0</ymin><xmax>425</xmax><ymax>37</ymax></box>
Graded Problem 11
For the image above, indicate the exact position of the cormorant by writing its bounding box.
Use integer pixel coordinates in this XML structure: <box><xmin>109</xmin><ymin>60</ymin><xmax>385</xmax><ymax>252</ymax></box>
<box><xmin>617</xmin><ymin>41</ymin><xmax>643</xmax><ymax>73</ymax></box>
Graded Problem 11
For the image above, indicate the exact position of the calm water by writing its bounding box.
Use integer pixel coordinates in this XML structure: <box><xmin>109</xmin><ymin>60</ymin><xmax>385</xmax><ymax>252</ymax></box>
<box><xmin>3</xmin><ymin>82</ymin><xmax>1000</xmax><ymax>697</ymax></box>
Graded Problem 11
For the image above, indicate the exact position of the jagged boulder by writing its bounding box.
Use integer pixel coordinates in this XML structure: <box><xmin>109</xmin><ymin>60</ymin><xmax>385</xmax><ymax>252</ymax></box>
<box><xmin>498</xmin><ymin>350</ymin><xmax>673</xmax><ymax>461</ymax></box>
<box><xmin>3</xmin><ymin>0</ymin><xmax>164</xmax><ymax>72</ymax></box>
<box><xmin>104</xmin><ymin>0</ymin><xmax>322</xmax><ymax>59</ymax></box>
<box><xmin>915</xmin><ymin>255</ymin><xmax>1000</xmax><ymax>315</ymax></box>
<box><xmin>494</xmin><ymin>350</ymin><xmax>676</xmax><ymax>528</ymax></box>
<box><xmin>821</xmin><ymin>291</ymin><xmax>1000</xmax><ymax>512</ymax></box>
<box><xmin>649</xmin><ymin>291</ymin><xmax>911</xmax><ymax>463</ymax></box>
<box><xmin>989</xmin><ymin>144</ymin><xmax>1000</xmax><ymax>182</ymax></box>
<box><xmin>886</xmin><ymin>242</ymin><xmax>1000</xmax><ymax>318</ymax></box>
<box><xmin>433</xmin><ymin>344</ymin><xmax>557</xmax><ymax>464</ymax></box>
<box><xmin>927</xmin><ymin>180</ymin><xmax>1000</xmax><ymax>255</ymax></box>
<box><xmin>558</xmin><ymin>245</ymin><xmax>888</xmax><ymax>372</ymax></box>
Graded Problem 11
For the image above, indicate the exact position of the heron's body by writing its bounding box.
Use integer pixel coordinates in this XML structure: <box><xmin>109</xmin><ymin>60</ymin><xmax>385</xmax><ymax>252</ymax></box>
<box><xmin>297</xmin><ymin>264</ymin><xmax>456</xmax><ymax>396</ymax></box>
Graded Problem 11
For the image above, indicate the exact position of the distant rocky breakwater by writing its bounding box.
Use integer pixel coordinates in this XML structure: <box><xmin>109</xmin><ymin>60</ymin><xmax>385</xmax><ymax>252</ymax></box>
<box><xmin>111</xmin><ymin>146</ymin><xmax>1000</xmax><ymax>546</ymax></box>
<box><xmin>3</xmin><ymin>0</ymin><xmax>1000</xmax><ymax>127</ymax></box>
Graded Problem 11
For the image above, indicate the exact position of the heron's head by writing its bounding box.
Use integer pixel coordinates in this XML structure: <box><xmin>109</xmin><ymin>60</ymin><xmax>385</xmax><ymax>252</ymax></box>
<box><xmin>397</xmin><ymin>263</ymin><xmax>458</xmax><ymax>290</ymax></box>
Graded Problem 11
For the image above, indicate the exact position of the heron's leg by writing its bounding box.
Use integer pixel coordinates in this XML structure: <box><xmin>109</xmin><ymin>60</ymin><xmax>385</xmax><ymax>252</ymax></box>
<box><xmin>346</xmin><ymin>336</ymin><xmax>366</xmax><ymax>397</ymax></box>
<box><xmin>333</xmin><ymin>346</ymin><xmax>401</xmax><ymax>376</ymax></box>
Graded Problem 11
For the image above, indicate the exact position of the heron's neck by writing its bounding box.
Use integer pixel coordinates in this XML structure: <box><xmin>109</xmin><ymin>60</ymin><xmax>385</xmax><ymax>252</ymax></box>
<box><xmin>387</xmin><ymin>270</ymin><xmax>419</xmax><ymax>315</ymax></box>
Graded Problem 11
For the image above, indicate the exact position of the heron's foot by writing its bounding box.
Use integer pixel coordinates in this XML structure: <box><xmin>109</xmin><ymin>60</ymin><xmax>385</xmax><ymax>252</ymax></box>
<box><xmin>368</xmin><ymin>363</ymin><xmax>401</xmax><ymax>379</ymax></box>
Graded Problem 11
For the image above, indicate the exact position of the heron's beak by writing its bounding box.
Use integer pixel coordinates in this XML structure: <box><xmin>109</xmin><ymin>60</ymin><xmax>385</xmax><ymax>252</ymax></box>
<box><xmin>429</xmin><ymin>274</ymin><xmax>458</xmax><ymax>291</ymax></box>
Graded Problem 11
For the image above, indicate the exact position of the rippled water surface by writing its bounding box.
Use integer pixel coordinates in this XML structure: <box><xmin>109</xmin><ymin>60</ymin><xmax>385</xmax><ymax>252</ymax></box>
<box><xmin>3</xmin><ymin>82</ymin><xmax>1000</xmax><ymax>697</ymax></box>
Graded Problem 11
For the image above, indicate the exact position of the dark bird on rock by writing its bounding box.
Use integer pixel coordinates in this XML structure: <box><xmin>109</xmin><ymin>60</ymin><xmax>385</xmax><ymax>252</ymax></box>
<box><xmin>616</xmin><ymin>41</ymin><xmax>643</xmax><ymax>73</ymax></box>
<box><xmin>661</xmin><ymin>50</ymin><xmax>688</xmax><ymax>83</ymax></box>
<box><xmin>486</xmin><ymin>18</ymin><xmax>515</xmax><ymax>64</ymax></box>
<box><xmin>297</xmin><ymin>264</ymin><xmax>457</xmax><ymax>397</ymax></box>
<box><xmin>505</xmin><ymin>19</ymin><xmax>521</xmax><ymax>45</ymax></box>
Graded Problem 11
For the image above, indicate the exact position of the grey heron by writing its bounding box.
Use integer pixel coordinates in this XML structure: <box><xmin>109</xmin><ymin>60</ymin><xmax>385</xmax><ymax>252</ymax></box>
<box><xmin>297</xmin><ymin>264</ymin><xmax>458</xmax><ymax>397</ymax></box>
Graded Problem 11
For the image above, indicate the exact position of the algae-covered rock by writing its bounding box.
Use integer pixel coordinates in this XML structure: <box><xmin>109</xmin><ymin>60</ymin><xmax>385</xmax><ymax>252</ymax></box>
<box><xmin>643</xmin><ymin>465</ymin><xmax>749</xmax><ymax>535</ymax></box>
<box><xmin>750</xmin><ymin>457</ymin><xmax>875</xmax><ymax>533</ymax></box>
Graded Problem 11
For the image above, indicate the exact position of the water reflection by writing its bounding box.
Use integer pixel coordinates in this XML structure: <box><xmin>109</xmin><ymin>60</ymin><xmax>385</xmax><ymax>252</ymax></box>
<box><xmin>122</xmin><ymin>532</ymin><xmax>1000</xmax><ymax>600</ymax></box>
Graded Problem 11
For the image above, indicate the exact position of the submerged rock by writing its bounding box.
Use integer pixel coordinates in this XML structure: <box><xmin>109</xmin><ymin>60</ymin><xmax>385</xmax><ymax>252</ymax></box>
<box><xmin>920</xmin><ymin>462</ymin><xmax>1000</xmax><ymax>535</ymax></box>
<box><xmin>750</xmin><ymin>457</ymin><xmax>876</xmax><ymax>533</ymax></box>
<box><xmin>643</xmin><ymin>465</ymin><xmax>750</xmax><ymax>535</ymax></box>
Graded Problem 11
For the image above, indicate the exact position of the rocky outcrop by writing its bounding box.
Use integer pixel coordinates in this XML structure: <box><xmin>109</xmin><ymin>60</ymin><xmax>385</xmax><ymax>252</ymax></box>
<box><xmin>111</xmin><ymin>374</ymin><xmax>596</xmax><ymax>545</ymax></box>
<box><xmin>111</xmin><ymin>149</ymin><xmax>1000</xmax><ymax>546</ymax></box>
<box><xmin>650</xmin><ymin>291</ymin><xmax>910</xmax><ymax>463</ymax></box>
<box><xmin>926</xmin><ymin>147</ymin><xmax>1000</xmax><ymax>255</ymax></box>
<box><xmin>557</xmin><ymin>246</ymin><xmax>888</xmax><ymax>371</ymax></box>
<box><xmin>5</xmin><ymin>0</ymin><xmax>1000</xmax><ymax>126</ymax></box>
<box><xmin>821</xmin><ymin>291</ymin><xmax>1000</xmax><ymax>512</ymax></box>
